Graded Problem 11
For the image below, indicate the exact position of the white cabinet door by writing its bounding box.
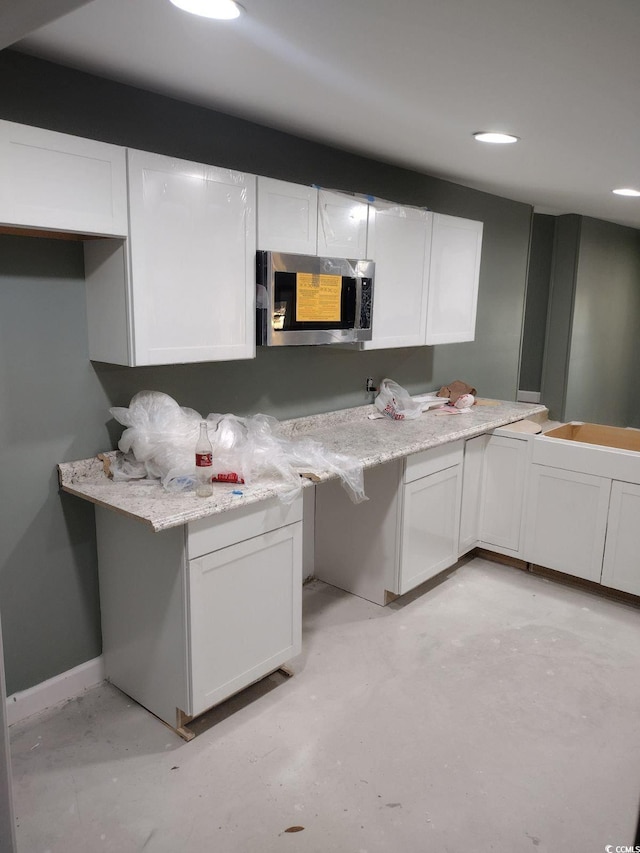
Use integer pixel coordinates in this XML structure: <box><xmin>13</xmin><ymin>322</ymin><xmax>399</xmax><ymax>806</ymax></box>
<box><xmin>127</xmin><ymin>149</ymin><xmax>256</xmax><ymax>365</ymax></box>
<box><xmin>362</xmin><ymin>204</ymin><xmax>432</xmax><ymax>350</ymax></box>
<box><xmin>0</xmin><ymin>119</ymin><xmax>127</xmax><ymax>236</ymax></box>
<box><xmin>601</xmin><ymin>481</ymin><xmax>640</xmax><ymax>596</ymax></box>
<box><xmin>256</xmin><ymin>176</ymin><xmax>318</xmax><ymax>254</ymax></box>
<box><xmin>188</xmin><ymin>522</ymin><xmax>302</xmax><ymax>717</ymax></box>
<box><xmin>459</xmin><ymin>433</ymin><xmax>488</xmax><ymax>555</ymax></box>
<box><xmin>526</xmin><ymin>465</ymin><xmax>611</xmax><ymax>582</ymax></box>
<box><xmin>317</xmin><ymin>189</ymin><xmax>370</xmax><ymax>258</ymax></box>
<box><xmin>479</xmin><ymin>434</ymin><xmax>529</xmax><ymax>555</ymax></box>
<box><xmin>398</xmin><ymin>464</ymin><xmax>462</xmax><ymax>594</ymax></box>
<box><xmin>425</xmin><ymin>213</ymin><xmax>483</xmax><ymax>344</ymax></box>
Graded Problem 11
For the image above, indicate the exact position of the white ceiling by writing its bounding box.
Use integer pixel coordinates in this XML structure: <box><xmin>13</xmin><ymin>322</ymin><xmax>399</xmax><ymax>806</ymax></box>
<box><xmin>12</xmin><ymin>0</ymin><xmax>640</xmax><ymax>228</ymax></box>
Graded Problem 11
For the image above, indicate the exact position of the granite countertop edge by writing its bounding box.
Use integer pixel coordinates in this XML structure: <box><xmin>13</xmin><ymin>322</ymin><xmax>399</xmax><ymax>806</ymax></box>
<box><xmin>58</xmin><ymin>399</ymin><xmax>547</xmax><ymax>532</ymax></box>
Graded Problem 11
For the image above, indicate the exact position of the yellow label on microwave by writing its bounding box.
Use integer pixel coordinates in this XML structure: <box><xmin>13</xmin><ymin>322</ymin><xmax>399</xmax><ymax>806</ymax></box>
<box><xmin>296</xmin><ymin>273</ymin><xmax>342</xmax><ymax>322</ymax></box>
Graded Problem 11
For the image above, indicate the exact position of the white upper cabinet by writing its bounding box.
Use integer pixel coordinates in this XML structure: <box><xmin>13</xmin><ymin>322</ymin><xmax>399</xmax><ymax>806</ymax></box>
<box><xmin>256</xmin><ymin>181</ymin><xmax>370</xmax><ymax>259</ymax></box>
<box><xmin>426</xmin><ymin>213</ymin><xmax>483</xmax><ymax>345</ymax></box>
<box><xmin>317</xmin><ymin>189</ymin><xmax>370</xmax><ymax>259</ymax></box>
<box><xmin>0</xmin><ymin>120</ymin><xmax>127</xmax><ymax>237</ymax></box>
<box><xmin>85</xmin><ymin>149</ymin><xmax>256</xmax><ymax>366</ymax></box>
<box><xmin>256</xmin><ymin>176</ymin><xmax>318</xmax><ymax>254</ymax></box>
<box><xmin>361</xmin><ymin>207</ymin><xmax>483</xmax><ymax>350</ymax></box>
<box><xmin>363</xmin><ymin>203</ymin><xmax>432</xmax><ymax>349</ymax></box>
<box><xmin>127</xmin><ymin>150</ymin><xmax>256</xmax><ymax>365</ymax></box>
<box><xmin>255</xmin><ymin>181</ymin><xmax>483</xmax><ymax>349</ymax></box>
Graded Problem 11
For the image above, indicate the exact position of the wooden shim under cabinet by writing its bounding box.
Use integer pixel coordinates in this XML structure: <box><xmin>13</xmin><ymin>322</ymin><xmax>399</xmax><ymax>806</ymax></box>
<box><xmin>530</xmin><ymin>564</ymin><xmax>640</xmax><ymax>607</ymax></box>
<box><xmin>474</xmin><ymin>547</ymin><xmax>529</xmax><ymax>572</ymax></box>
<box><xmin>278</xmin><ymin>665</ymin><xmax>295</xmax><ymax>678</ymax></box>
<box><xmin>476</xmin><ymin>549</ymin><xmax>639</xmax><ymax>607</ymax></box>
<box><xmin>171</xmin><ymin>667</ymin><xmax>295</xmax><ymax>742</ymax></box>
<box><xmin>175</xmin><ymin>708</ymin><xmax>195</xmax><ymax>742</ymax></box>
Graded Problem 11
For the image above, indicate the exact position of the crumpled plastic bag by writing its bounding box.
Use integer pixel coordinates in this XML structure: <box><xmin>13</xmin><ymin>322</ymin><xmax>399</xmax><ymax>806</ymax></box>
<box><xmin>108</xmin><ymin>391</ymin><xmax>367</xmax><ymax>504</ymax></box>
<box><xmin>374</xmin><ymin>378</ymin><xmax>422</xmax><ymax>421</ymax></box>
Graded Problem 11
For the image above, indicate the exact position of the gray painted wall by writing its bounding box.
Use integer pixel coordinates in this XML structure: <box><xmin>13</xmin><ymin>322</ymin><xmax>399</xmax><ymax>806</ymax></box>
<box><xmin>0</xmin><ymin>51</ymin><xmax>532</xmax><ymax>694</ymax></box>
<box><xmin>541</xmin><ymin>215</ymin><xmax>582</xmax><ymax>421</ymax></box>
<box><xmin>565</xmin><ymin>217</ymin><xmax>640</xmax><ymax>425</ymax></box>
<box><xmin>0</xmin><ymin>237</ymin><xmax>107</xmax><ymax>692</ymax></box>
<box><xmin>541</xmin><ymin>215</ymin><xmax>640</xmax><ymax>425</ymax></box>
<box><xmin>519</xmin><ymin>214</ymin><xmax>555</xmax><ymax>392</ymax></box>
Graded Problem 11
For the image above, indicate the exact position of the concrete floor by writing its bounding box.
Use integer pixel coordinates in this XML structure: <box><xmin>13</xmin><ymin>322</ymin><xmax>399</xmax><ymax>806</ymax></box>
<box><xmin>9</xmin><ymin>557</ymin><xmax>640</xmax><ymax>853</ymax></box>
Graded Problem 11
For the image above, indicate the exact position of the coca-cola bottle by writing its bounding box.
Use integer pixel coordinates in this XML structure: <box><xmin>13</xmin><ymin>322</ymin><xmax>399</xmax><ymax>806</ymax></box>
<box><xmin>195</xmin><ymin>421</ymin><xmax>213</xmax><ymax>497</ymax></box>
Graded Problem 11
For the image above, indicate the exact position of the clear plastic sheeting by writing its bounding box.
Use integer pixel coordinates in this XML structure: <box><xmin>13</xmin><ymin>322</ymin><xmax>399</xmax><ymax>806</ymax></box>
<box><xmin>109</xmin><ymin>391</ymin><xmax>367</xmax><ymax>504</ymax></box>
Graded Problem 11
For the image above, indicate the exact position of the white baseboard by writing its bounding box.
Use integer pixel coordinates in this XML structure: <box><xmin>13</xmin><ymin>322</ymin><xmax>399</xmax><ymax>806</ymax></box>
<box><xmin>6</xmin><ymin>656</ymin><xmax>104</xmax><ymax>727</ymax></box>
<box><xmin>517</xmin><ymin>390</ymin><xmax>541</xmax><ymax>403</ymax></box>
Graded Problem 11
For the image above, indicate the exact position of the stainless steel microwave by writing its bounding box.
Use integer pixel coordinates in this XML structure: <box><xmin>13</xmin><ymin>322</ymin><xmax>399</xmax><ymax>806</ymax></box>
<box><xmin>256</xmin><ymin>251</ymin><xmax>374</xmax><ymax>346</ymax></box>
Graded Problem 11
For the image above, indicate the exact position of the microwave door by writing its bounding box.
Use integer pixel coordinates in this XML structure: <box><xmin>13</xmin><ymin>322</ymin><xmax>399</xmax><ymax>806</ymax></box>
<box><xmin>256</xmin><ymin>251</ymin><xmax>374</xmax><ymax>345</ymax></box>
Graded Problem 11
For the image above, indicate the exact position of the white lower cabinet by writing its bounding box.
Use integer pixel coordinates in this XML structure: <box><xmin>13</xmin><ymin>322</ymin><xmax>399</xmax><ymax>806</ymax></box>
<box><xmin>459</xmin><ymin>430</ymin><xmax>530</xmax><ymax>559</ymax></box>
<box><xmin>525</xmin><ymin>465</ymin><xmax>611</xmax><ymax>582</ymax></box>
<box><xmin>95</xmin><ymin>497</ymin><xmax>302</xmax><ymax>729</ymax></box>
<box><xmin>315</xmin><ymin>425</ymin><xmax>640</xmax><ymax>608</ymax></box>
<box><xmin>478</xmin><ymin>432</ymin><xmax>530</xmax><ymax>557</ymax></box>
<box><xmin>189</xmin><ymin>524</ymin><xmax>302</xmax><ymax>716</ymax></box>
<box><xmin>314</xmin><ymin>442</ymin><xmax>463</xmax><ymax>605</ymax></box>
<box><xmin>601</xmin><ymin>481</ymin><xmax>640</xmax><ymax>596</ymax></box>
<box><xmin>399</xmin><ymin>463</ymin><xmax>462</xmax><ymax>594</ymax></box>
<box><xmin>459</xmin><ymin>433</ymin><xmax>488</xmax><ymax>555</ymax></box>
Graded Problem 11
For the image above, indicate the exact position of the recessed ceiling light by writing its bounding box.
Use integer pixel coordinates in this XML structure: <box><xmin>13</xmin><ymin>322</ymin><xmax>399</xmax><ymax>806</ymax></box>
<box><xmin>473</xmin><ymin>132</ymin><xmax>519</xmax><ymax>144</ymax></box>
<box><xmin>169</xmin><ymin>0</ymin><xmax>242</xmax><ymax>20</ymax></box>
<box><xmin>612</xmin><ymin>187</ymin><xmax>640</xmax><ymax>197</ymax></box>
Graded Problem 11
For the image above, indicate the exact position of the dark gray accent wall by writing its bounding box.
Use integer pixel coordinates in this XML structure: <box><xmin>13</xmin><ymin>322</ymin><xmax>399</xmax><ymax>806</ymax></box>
<box><xmin>0</xmin><ymin>51</ymin><xmax>533</xmax><ymax>693</ymax></box>
<box><xmin>565</xmin><ymin>217</ymin><xmax>640</xmax><ymax>425</ymax></box>
<box><xmin>541</xmin><ymin>215</ymin><xmax>582</xmax><ymax>421</ymax></box>
<box><xmin>541</xmin><ymin>214</ymin><xmax>640</xmax><ymax>425</ymax></box>
<box><xmin>519</xmin><ymin>214</ymin><xmax>555</xmax><ymax>392</ymax></box>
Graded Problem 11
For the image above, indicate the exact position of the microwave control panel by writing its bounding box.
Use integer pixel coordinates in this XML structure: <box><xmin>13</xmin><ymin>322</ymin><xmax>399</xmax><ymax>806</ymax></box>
<box><xmin>359</xmin><ymin>278</ymin><xmax>373</xmax><ymax>330</ymax></box>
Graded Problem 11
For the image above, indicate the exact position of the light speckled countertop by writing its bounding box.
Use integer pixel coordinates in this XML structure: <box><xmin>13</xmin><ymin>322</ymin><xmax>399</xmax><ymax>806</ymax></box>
<box><xmin>58</xmin><ymin>399</ymin><xmax>547</xmax><ymax>532</ymax></box>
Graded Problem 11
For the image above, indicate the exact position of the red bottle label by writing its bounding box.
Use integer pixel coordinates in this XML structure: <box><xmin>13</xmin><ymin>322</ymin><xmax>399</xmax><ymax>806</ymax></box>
<box><xmin>212</xmin><ymin>472</ymin><xmax>245</xmax><ymax>484</ymax></box>
<box><xmin>195</xmin><ymin>452</ymin><xmax>212</xmax><ymax>467</ymax></box>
